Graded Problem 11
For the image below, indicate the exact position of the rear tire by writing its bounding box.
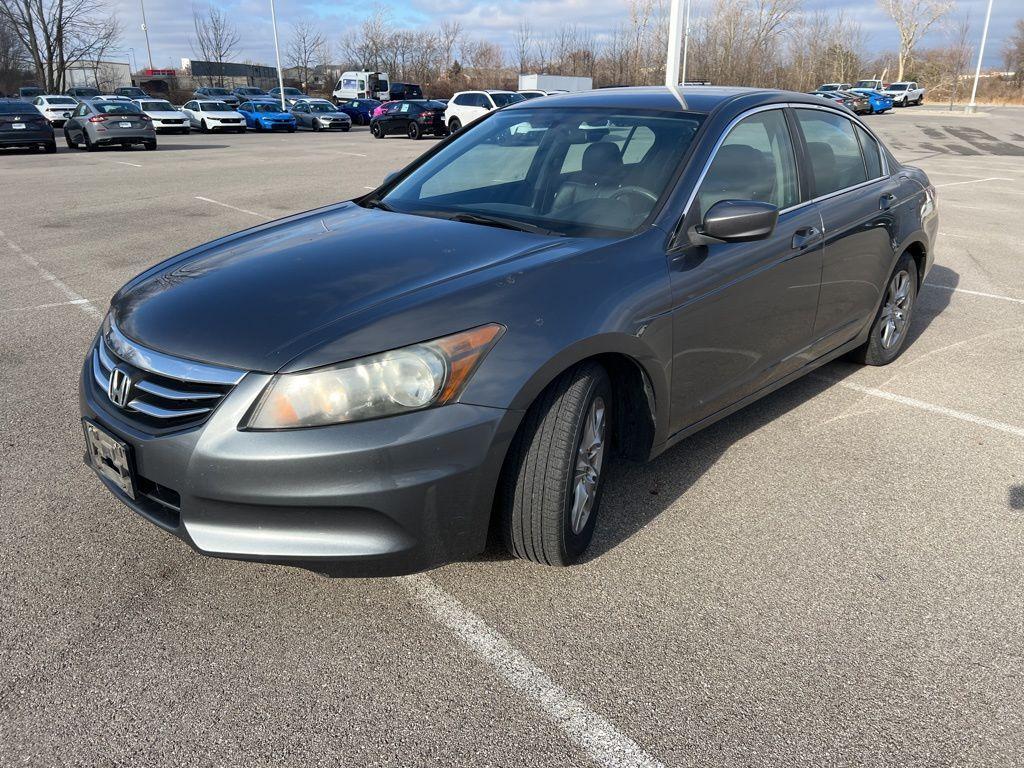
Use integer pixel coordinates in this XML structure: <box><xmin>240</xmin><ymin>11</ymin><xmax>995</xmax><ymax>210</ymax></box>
<box><xmin>84</xmin><ymin>133</ymin><xmax>97</xmax><ymax>152</ymax></box>
<box><xmin>499</xmin><ymin>362</ymin><xmax>612</xmax><ymax>566</ymax></box>
<box><xmin>144</xmin><ymin>139</ymin><xmax>157</xmax><ymax>151</ymax></box>
<box><xmin>371</xmin><ymin>122</ymin><xmax>383</xmax><ymax>138</ymax></box>
<box><xmin>850</xmin><ymin>253</ymin><xmax>919</xmax><ymax>366</ymax></box>
<box><xmin>44</xmin><ymin>141</ymin><xmax>56</xmax><ymax>154</ymax></box>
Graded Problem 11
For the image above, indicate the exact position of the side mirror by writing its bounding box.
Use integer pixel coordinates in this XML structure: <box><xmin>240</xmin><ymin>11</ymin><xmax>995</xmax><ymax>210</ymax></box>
<box><xmin>696</xmin><ymin>200</ymin><xmax>778</xmax><ymax>243</ymax></box>
<box><xmin>382</xmin><ymin>171</ymin><xmax>400</xmax><ymax>186</ymax></box>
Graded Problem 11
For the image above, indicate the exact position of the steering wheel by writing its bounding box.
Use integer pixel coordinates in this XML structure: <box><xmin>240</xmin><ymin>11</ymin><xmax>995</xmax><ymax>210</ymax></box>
<box><xmin>610</xmin><ymin>186</ymin><xmax>658</xmax><ymax>205</ymax></box>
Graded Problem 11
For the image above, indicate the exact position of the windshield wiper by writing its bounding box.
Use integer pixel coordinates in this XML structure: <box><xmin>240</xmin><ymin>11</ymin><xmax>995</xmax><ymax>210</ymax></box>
<box><xmin>446</xmin><ymin>211</ymin><xmax>563</xmax><ymax>237</ymax></box>
<box><xmin>363</xmin><ymin>198</ymin><xmax>393</xmax><ymax>211</ymax></box>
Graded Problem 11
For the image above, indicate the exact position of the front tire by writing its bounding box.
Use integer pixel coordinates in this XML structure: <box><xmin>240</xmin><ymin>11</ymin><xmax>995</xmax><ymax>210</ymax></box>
<box><xmin>499</xmin><ymin>362</ymin><xmax>612</xmax><ymax>566</ymax></box>
<box><xmin>851</xmin><ymin>253</ymin><xmax>919</xmax><ymax>365</ymax></box>
<box><xmin>64</xmin><ymin>129</ymin><xmax>77</xmax><ymax>149</ymax></box>
<box><xmin>408</xmin><ymin>122</ymin><xmax>421</xmax><ymax>140</ymax></box>
<box><xmin>371</xmin><ymin>122</ymin><xmax>383</xmax><ymax>138</ymax></box>
<box><xmin>448</xmin><ymin>117</ymin><xmax>462</xmax><ymax>133</ymax></box>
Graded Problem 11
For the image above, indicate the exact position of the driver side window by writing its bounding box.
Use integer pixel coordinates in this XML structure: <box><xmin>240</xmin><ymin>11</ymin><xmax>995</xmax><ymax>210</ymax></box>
<box><xmin>696</xmin><ymin>109</ymin><xmax>799</xmax><ymax>217</ymax></box>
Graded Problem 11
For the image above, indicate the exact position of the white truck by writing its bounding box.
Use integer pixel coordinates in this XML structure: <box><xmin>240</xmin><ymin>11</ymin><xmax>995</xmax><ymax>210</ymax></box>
<box><xmin>517</xmin><ymin>74</ymin><xmax>592</xmax><ymax>93</ymax></box>
<box><xmin>882</xmin><ymin>81</ymin><xmax>925</xmax><ymax>106</ymax></box>
<box><xmin>855</xmin><ymin>78</ymin><xmax>885</xmax><ymax>91</ymax></box>
<box><xmin>332</xmin><ymin>71</ymin><xmax>390</xmax><ymax>102</ymax></box>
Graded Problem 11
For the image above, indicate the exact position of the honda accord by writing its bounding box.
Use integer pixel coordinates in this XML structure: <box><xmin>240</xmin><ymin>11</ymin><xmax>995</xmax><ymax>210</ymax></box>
<box><xmin>80</xmin><ymin>87</ymin><xmax>938</xmax><ymax>574</ymax></box>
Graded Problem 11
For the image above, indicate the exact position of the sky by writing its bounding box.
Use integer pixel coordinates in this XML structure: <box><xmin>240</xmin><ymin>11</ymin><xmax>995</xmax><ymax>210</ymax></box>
<box><xmin>110</xmin><ymin>0</ymin><xmax>1016</xmax><ymax>74</ymax></box>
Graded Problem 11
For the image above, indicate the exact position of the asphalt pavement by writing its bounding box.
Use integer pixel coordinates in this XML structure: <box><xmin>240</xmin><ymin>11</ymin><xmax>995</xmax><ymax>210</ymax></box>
<box><xmin>1</xmin><ymin>104</ymin><xmax>1023</xmax><ymax>767</ymax></box>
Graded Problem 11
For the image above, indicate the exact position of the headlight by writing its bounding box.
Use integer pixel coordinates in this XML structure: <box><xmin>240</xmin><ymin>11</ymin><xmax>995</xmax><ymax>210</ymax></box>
<box><xmin>244</xmin><ymin>324</ymin><xmax>504</xmax><ymax>429</ymax></box>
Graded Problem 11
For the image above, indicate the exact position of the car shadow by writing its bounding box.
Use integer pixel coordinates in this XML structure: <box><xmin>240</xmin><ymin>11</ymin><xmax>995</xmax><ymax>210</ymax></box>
<box><xmin>478</xmin><ymin>263</ymin><xmax>959</xmax><ymax>565</ymax></box>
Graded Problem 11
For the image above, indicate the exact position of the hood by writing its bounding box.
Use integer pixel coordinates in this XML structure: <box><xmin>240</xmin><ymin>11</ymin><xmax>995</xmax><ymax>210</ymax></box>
<box><xmin>113</xmin><ymin>203</ymin><xmax>570</xmax><ymax>372</ymax></box>
<box><xmin>148</xmin><ymin>111</ymin><xmax>186</xmax><ymax>119</ymax></box>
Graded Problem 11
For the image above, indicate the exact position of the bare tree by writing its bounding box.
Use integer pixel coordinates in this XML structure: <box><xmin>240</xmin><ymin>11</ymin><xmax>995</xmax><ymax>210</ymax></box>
<box><xmin>438</xmin><ymin>20</ymin><xmax>462</xmax><ymax>71</ymax></box>
<box><xmin>285</xmin><ymin>18</ymin><xmax>325</xmax><ymax>90</ymax></box>
<box><xmin>513</xmin><ymin>20</ymin><xmax>532</xmax><ymax>74</ymax></box>
<box><xmin>1004</xmin><ymin>19</ymin><xmax>1024</xmax><ymax>89</ymax></box>
<box><xmin>877</xmin><ymin>0</ymin><xmax>953</xmax><ymax>81</ymax></box>
<box><xmin>191</xmin><ymin>5</ymin><xmax>239</xmax><ymax>87</ymax></box>
<box><xmin>0</xmin><ymin>0</ymin><xmax>120</xmax><ymax>92</ymax></box>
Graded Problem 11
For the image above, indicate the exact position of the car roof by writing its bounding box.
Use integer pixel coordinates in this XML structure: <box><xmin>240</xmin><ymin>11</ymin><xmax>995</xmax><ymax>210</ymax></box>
<box><xmin>503</xmin><ymin>86</ymin><xmax>831</xmax><ymax>116</ymax></box>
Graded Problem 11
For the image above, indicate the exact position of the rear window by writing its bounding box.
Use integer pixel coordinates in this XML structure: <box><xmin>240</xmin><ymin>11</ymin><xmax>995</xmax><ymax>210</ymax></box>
<box><xmin>47</xmin><ymin>97</ymin><xmax>78</xmax><ymax>105</ymax></box>
<box><xmin>94</xmin><ymin>102</ymin><xmax>141</xmax><ymax>114</ymax></box>
<box><xmin>0</xmin><ymin>102</ymin><xmax>36</xmax><ymax>113</ymax></box>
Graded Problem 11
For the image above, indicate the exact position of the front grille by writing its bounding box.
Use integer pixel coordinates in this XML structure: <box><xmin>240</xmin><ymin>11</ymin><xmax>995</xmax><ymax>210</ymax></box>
<box><xmin>91</xmin><ymin>326</ymin><xmax>246</xmax><ymax>433</ymax></box>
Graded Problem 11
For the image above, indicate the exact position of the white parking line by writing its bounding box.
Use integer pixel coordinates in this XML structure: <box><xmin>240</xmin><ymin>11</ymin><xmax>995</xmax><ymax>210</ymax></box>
<box><xmin>934</xmin><ymin>177</ymin><xmax>1013</xmax><ymax>188</ymax></box>
<box><xmin>925</xmin><ymin>283</ymin><xmax>1024</xmax><ymax>305</ymax></box>
<box><xmin>825</xmin><ymin>378</ymin><xmax>1024</xmax><ymax>438</ymax></box>
<box><xmin>195</xmin><ymin>196</ymin><xmax>265</xmax><ymax>218</ymax></box>
<box><xmin>363</xmin><ymin>185</ymin><xmax>376</xmax><ymax>190</ymax></box>
<box><xmin>1</xmin><ymin>298</ymin><xmax>93</xmax><ymax>314</ymax></box>
<box><xmin>402</xmin><ymin>575</ymin><xmax>665</xmax><ymax>768</ymax></box>
<box><xmin>339</xmin><ymin>151</ymin><xmax>367</xmax><ymax>157</ymax></box>
<box><xmin>0</xmin><ymin>228</ymin><xmax>103</xmax><ymax>320</ymax></box>
<box><xmin>116</xmin><ymin>161</ymin><xmax>142</xmax><ymax>168</ymax></box>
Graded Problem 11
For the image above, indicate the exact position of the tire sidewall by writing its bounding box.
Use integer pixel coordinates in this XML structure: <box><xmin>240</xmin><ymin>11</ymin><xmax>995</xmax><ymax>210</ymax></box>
<box><xmin>560</xmin><ymin>371</ymin><xmax>613</xmax><ymax>561</ymax></box>
<box><xmin>864</xmin><ymin>254</ymin><xmax>919</xmax><ymax>364</ymax></box>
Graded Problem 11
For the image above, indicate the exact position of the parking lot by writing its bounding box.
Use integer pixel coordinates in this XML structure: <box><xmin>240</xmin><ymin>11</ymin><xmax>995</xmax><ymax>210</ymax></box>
<box><xmin>2</xmin><ymin>104</ymin><xmax>1023</xmax><ymax>767</ymax></box>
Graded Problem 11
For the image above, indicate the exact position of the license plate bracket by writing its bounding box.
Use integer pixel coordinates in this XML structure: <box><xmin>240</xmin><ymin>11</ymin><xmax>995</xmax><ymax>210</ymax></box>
<box><xmin>119</xmin><ymin>121</ymin><xmax>132</xmax><ymax>128</ymax></box>
<box><xmin>83</xmin><ymin>420</ymin><xmax>136</xmax><ymax>499</ymax></box>
<box><xmin>12</xmin><ymin>123</ymin><xmax>25</xmax><ymax>130</ymax></box>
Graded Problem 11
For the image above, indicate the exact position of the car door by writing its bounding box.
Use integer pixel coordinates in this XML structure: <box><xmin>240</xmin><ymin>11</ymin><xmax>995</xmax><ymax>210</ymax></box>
<box><xmin>791</xmin><ymin>108</ymin><xmax>900</xmax><ymax>355</ymax></box>
<box><xmin>668</xmin><ymin>107</ymin><xmax>824</xmax><ymax>433</ymax></box>
<box><xmin>292</xmin><ymin>103</ymin><xmax>308</xmax><ymax>127</ymax></box>
<box><xmin>395</xmin><ymin>102</ymin><xmax>413</xmax><ymax>132</ymax></box>
<box><xmin>69</xmin><ymin>103</ymin><xmax>89</xmax><ymax>140</ymax></box>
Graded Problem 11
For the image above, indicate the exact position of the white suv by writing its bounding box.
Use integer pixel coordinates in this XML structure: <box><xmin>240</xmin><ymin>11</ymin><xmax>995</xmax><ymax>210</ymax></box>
<box><xmin>445</xmin><ymin>90</ymin><xmax>527</xmax><ymax>132</ymax></box>
<box><xmin>882</xmin><ymin>82</ymin><xmax>925</xmax><ymax>106</ymax></box>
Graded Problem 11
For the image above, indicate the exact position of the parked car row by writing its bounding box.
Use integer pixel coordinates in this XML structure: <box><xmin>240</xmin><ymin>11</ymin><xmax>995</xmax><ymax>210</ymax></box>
<box><xmin>816</xmin><ymin>80</ymin><xmax>925</xmax><ymax>108</ymax></box>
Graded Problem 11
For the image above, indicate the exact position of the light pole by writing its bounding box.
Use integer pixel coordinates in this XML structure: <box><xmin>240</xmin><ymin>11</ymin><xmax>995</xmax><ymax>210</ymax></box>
<box><xmin>681</xmin><ymin>0</ymin><xmax>691</xmax><ymax>86</ymax></box>
<box><xmin>270</xmin><ymin>0</ymin><xmax>286</xmax><ymax>111</ymax></box>
<box><xmin>966</xmin><ymin>0</ymin><xmax>994</xmax><ymax>113</ymax></box>
<box><xmin>665</xmin><ymin>0</ymin><xmax>683</xmax><ymax>87</ymax></box>
<box><xmin>139</xmin><ymin>0</ymin><xmax>154</xmax><ymax>71</ymax></box>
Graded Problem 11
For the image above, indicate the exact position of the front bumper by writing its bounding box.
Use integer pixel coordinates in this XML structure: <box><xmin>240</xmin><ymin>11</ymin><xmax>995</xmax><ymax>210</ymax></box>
<box><xmin>261</xmin><ymin>119</ymin><xmax>295</xmax><ymax>130</ymax></box>
<box><xmin>80</xmin><ymin>355</ymin><xmax>519</xmax><ymax>575</ymax></box>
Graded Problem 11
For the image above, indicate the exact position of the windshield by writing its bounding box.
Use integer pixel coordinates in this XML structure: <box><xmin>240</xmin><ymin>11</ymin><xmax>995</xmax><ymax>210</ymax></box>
<box><xmin>888</xmin><ymin>83</ymin><xmax>908</xmax><ymax>91</ymax></box>
<box><xmin>20</xmin><ymin>88</ymin><xmax>43</xmax><ymax>97</ymax></box>
<box><xmin>95</xmin><ymin>102</ymin><xmax>142</xmax><ymax>114</ymax></box>
<box><xmin>73</xmin><ymin>88</ymin><xmax>101</xmax><ymax>97</ymax></box>
<box><xmin>283</xmin><ymin>88</ymin><xmax>302</xmax><ymax>96</ymax></box>
<box><xmin>308</xmin><ymin>102</ymin><xmax>337</xmax><ymax>112</ymax></box>
<box><xmin>140</xmin><ymin>100</ymin><xmax>174</xmax><ymax>111</ymax></box>
<box><xmin>818</xmin><ymin>84</ymin><xmax>838</xmax><ymax>91</ymax></box>
<box><xmin>249</xmin><ymin>102</ymin><xmax>283</xmax><ymax>113</ymax></box>
<box><xmin>206</xmin><ymin>88</ymin><xmax>230</xmax><ymax>95</ymax></box>
<box><xmin>490</xmin><ymin>92</ymin><xmax>527</xmax><ymax>107</ymax></box>
<box><xmin>380</xmin><ymin>108</ymin><xmax>704</xmax><ymax>238</ymax></box>
<box><xmin>237</xmin><ymin>88</ymin><xmax>263</xmax><ymax>95</ymax></box>
<box><xmin>202</xmin><ymin>102</ymin><xmax>235</xmax><ymax>111</ymax></box>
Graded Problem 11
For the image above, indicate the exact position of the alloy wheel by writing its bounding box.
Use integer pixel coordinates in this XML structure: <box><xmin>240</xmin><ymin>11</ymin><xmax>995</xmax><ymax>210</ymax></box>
<box><xmin>570</xmin><ymin>396</ymin><xmax>607</xmax><ymax>535</ymax></box>
<box><xmin>879</xmin><ymin>269</ymin><xmax>911</xmax><ymax>350</ymax></box>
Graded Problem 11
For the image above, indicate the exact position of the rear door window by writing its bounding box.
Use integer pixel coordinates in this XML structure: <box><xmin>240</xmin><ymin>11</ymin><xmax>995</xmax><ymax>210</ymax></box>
<box><xmin>795</xmin><ymin>109</ymin><xmax>869</xmax><ymax>196</ymax></box>
<box><xmin>854</xmin><ymin>124</ymin><xmax>884</xmax><ymax>179</ymax></box>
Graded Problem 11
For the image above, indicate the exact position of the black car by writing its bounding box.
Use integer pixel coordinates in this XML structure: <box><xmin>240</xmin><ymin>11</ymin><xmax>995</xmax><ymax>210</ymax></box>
<box><xmin>192</xmin><ymin>87</ymin><xmax>240</xmax><ymax>107</ymax></box>
<box><xmin>813</xmin><ymin>90</ymin><xmax>870</xmax><ymax>115</ymax></box>
<box><xmin>388</xmin><ymin>82</ymin><xmax>423</xmax><ymax>100</ymax></box>
<box><xmin>66</xmin><ymin>86</ymin><xmax>101</xmax><ymax>102</ymax></box>
<box><xmin>371</xmin><ymin>99</ymin><xmax>447</xmax><ymax>139</ymax></box>
<box><xmin>18</xmin><ymin>86</ymin><xmax>44</xmax><ymax>100</ymax></box>
<box><xmin>0</xmin><ymin>100</ymin><xmax>56</xmax><ymax>152</ymax></box>
<box><xmin>114</xmin><ymin>87</ymin><xmax>150</xmax><ymax>100</ymax></box>
<box><xmin>79</xmin><ymin>87</ymin><xmax>937</xmax><ymax>574</ymax></box>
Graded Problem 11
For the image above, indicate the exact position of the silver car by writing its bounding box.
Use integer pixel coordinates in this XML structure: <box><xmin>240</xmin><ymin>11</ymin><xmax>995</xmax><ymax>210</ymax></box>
<box><xmin>64</xmin><ymin>100</ymin><xmax>156</xmax><ymax>151</ymax></box>
<box><xmin>290</xmin><ymin>99</ymin><xmax>352</xmax><ymax>131</ymax></box>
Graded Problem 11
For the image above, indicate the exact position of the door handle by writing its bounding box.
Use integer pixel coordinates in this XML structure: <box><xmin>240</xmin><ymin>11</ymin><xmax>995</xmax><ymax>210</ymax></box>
<box><xmin>879</xmin><ymin>193</ymin><xmax>896</xmax><ymax>210</ymax></box>
<box><xmin>791</xmin><ymin>226</ymin><xmax>820</xmax><ymax>250</ymax></box>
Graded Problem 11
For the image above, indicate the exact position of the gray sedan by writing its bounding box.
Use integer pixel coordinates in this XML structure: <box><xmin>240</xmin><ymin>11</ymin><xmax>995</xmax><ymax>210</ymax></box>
<box><xmin>64</xmin><ymin>100</ymin><xmax>156</xmax><ymax>151</ymax></box>
<box><xmin>291</xmin><ymin>99</ymin><xmax>352</xmax><ymax>131</ymax></box>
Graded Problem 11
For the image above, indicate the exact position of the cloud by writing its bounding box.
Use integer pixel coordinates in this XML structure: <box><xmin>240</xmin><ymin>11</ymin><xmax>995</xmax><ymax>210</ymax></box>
<box><xmin>109</xmin><ymin>0</ymin><xmax>1016</xmax><ymax>72</ymax></box>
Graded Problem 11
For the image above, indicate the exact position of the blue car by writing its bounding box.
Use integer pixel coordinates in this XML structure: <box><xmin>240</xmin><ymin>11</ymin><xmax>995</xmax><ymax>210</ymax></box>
<box><xmin>850</xmin><ymin>88</ymin><xmax>894</xmax><ymax>114</ymax></box>
<box><xmin>335</xmin><ymin>98</ymin><xmax>381</xmax><ymax>126</ymax></box>
<box><xmin>237</xmin><ymin>99</ymin><xmax>297</xmax><ymax>132</ymax></box>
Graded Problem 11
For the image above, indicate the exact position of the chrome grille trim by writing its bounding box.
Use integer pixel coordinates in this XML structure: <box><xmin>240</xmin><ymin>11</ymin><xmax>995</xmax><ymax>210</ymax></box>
<box><xmin>134</xmin><ymin>379</ymin><xmax>222</xmax><ymax>401</ymax></box>
<box><xmin>92</xmin><ymin>330</ymin><xmax>241</xmax><ymax>424</ymax></box>
<box><xmin>127</xmin><ymin>398</ymin><xmax>210</xmax><ymax>419</ymax></box>
<box><xmin>105</xmin><ymin>319</ymin><xmax>246</xmax><ymax>386</ymax></box>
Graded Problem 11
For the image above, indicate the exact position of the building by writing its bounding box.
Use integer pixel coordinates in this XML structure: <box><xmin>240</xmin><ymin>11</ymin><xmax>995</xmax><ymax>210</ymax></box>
<box><xmin>180</xmin><ymin>58</ymin><xmax>278</xmax><ymax>90</ymax></box>
<box><xmin>66</xmin><ymin>60</ymin><xmax>132</xmax><ymax>91</ymax></box>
